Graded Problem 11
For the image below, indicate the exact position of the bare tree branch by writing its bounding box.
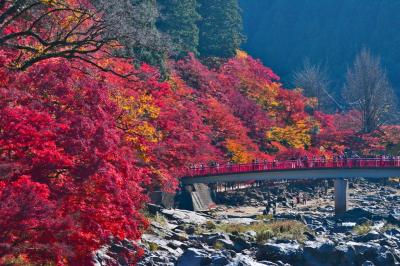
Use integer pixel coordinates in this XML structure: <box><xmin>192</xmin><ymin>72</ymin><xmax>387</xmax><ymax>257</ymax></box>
<box><xmin>292</xmin><ymin>60</ymin><xmax>336</xmax><ymax>111</ymax></box>
<box><xmin>0</xmin><ymin>0</ymin><xmax>166</xmax><ymax>76</ymax></box>
<box><xmin>343</xmin><ymin>48</ymin><xmax>397</xmax><ymax>133</ymax></box>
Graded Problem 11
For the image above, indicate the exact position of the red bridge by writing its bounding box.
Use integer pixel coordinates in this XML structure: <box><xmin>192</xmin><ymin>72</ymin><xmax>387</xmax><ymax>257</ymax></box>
<box><xmin>184</xmin><ymin>158</ymin><xmax>400</xmax><ymax>179</ymax></box>
<box><xmin>181</xmin><ymin>158</ymin><xmax>400</xmax><ymax>215</ymax></box>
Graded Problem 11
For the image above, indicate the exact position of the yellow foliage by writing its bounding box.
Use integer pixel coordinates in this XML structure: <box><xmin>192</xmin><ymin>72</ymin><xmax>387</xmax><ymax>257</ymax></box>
<box><xmin>257</xmin><ymin>82</ymin><xmax>281</xmax><ymax>113</ymax></box>
<box><xmin>40</xmin><ymin>0</ymin><xmax>66</xmax><ymax>7</ymax></box>
<box><xmin>40</xmin><ymin>0</ymin><xmax>57</xmax><ymax>5</ymax></box>
<box><xmin>238</xmin><ymin>79</ymin><xmax>281</xmax><ymax>116</ymax></box>
<box><xmin>226</xmin><ymin>139</ymin><xmax>253</xmax><ymax>163</ymax></box>
<box><xmin>236</xmin><ymin>50</ymin><xmax>249</xmax><ymax>59</ymax></box>
<box><xmin>306</xmin><ymin>97</ymin><xmax>319</xmax><ymax>109</ymax></box>
<box><xmin>116</xmin><ymin>94</ymin><xmax>159</xmax><ymax>120</ymax></box>
<box><xmin>114</xmin><ymin>93</ymin><xmax>160</xmax><ymax>162</ymax></box>
<box><xmin>266</xmin><ymin>120</ymin><xmax>312</xmax><ymax>149</ymax></box>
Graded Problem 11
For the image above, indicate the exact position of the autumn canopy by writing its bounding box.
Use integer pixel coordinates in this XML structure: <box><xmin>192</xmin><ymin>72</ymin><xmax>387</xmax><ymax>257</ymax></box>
<box><xmin>0</xmin><ymin>0</ymin><xmax>399</xmax><ymax>265</ymax></box>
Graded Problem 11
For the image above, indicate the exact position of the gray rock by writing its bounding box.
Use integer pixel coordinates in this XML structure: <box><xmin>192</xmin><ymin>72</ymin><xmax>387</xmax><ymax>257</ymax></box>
<box><xmin>169</xmin><ymin>231</ymin><xmax>189</xmax><ymax>241</ymax></box>
<box><xmin>247</xmin><ymin>231</ymin><xmax>257</xmax><ymax>238</ymax></box>
<box><xmin>215</xmin><ymin>238</ymin><xmax>235</xmax><ymax>250</ymax></box>
<box><xmin>93</xmin><ymin>240</ymin><xmax>139</xmax><ymax>266</ymax></box>
<box><xmin>376</xmin><ymin>251</ymin><xmax>397</xmax><ymax>265</ymax></box>
<box><xmin>228</xmin><ymin>254</ymin><xmax>275</xmax><ymax>266</ymax></box>
<box><xmin>201</xmin><ymin>232</ymin><xmax>232</xmax><ymax>246</ymax></box>
<box><xmin>354</xmin><ymin>230</ymin><xmax>382</xmax><ymax>242</ymax></box>
<box><xmin>211</xmin><ymin>254</ymin><xmax>231</xmax><ymax>265</ymax></box>
<box><xmin>93</xmin><ymin>246</ymin><xmax>118</xmax><ymax>266</ymax></box>
<box><xmin>361</xmin><ymin>261</ymin><xmax>375</xmax><ymax>266</ymax></box>
<box><xmin>302</xmin><ymin>239</ymin><xmax>356</xmax><ymax>266</ymax></box>
<box><xmin>258</xmin><ymin>262</ymin><xmax>279</xmax><ymax>266</ymax></box>
<box><xmin>256</xmin><ymin>242</ymin><xmax>303</xmax><ymax>264</ymax></box>
<box><xmin>185</xmin><ymin>225</ymin><xmax>196</xmax><ymax>234</ymax></box>
<box><xmin>380</xmin><ymin>238</ymin><xmax>398</xmax><ymax>248</ymax></box>
<box><xmin>230</xmin><ymin>234</ymin><xmax>252</xmax><ymax>252</ymax></box>
<box><xmin>176</xmin><ymin>248</ymin><xmax>212</xmax><ymax>266</ymax></box>
<box><xmin>385</xmin><ymin>228</ymin><xmax>400</xmax><ymax>237</ymax></box>
<box><xmin>161</xmin><ymin>209</ymin><xmax>209</xmax><ymax>225</ymax></box>
<box><xmin>303</xmin><ymin>231</ymin><xmax>316</xmax><ymax>241</ymax></box>
<box><xmin>335</xmin><ymin>244</ymin><xmax>357</xmax><ymax>265</ymax></box>
<box><xmin>142</xmin><ymin>234</ymin><xmax>183</xmax><ymax>257</ymax></box>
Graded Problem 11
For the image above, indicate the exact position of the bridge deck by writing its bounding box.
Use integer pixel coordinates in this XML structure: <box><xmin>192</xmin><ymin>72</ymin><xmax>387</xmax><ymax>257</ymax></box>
<box><xmin>181</xmin><ymin>159</ymin><xmax>400</xmax><ymax>184</ymax></box>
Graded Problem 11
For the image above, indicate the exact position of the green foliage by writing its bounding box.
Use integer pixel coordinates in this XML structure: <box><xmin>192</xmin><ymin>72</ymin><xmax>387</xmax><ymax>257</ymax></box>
<box><xmin>153</xmin><ymin>212</ymin><xmax>169</xmax><ymax>226</ymax></box>
<box><xmin>217</xmin><ymin>220</ymin><xmax>309</xmax><ymax>243</ymax></box>
<box><xmin>121</xmin><ymin>0</ymin><xmax>168</xmax><ymax>69</ymax></box>
<box><xmin>256</xmin><ymin>229</ymin><xmax>274</xmax><ymax>243</ymax></box>
<box><xmin>353</xmin><ymin>222</ymin><xmax>372</xmax><ymax>235</ymax></box>
<box><xmin>213</xmin><ymin>241</ymin><xmax>225</xmax><ymax>250</ymax></box>
<box><xmin>157</xmin><ymin>0</ymin><xmax>201</xmax><ymax>56</ymax></box>
<box><xmin>198</xmin><ymin>0</ymin><xmax>245</xmax><ymax>58</ymax></box>
<box><xmin>205</xmin><ymin>220</ymin><xmax>217</xmax><ymax>230</ymax></box>
<box><xmin>148</xmin><ymin>242</ymin><xmax>159</xmax><ymax>251</ymax></box>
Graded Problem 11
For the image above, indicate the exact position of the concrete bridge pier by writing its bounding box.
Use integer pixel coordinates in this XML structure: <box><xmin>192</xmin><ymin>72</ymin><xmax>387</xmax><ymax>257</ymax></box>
<box><xmin>334</xmin><ymin>178</ymin><xmax>348</xmax><ymax>215</ymax></box>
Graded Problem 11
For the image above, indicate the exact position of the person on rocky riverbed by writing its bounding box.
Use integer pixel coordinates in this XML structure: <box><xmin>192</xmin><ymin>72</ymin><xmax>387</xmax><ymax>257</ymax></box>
<box><xmin>302</xmin><ymin>194</ymin><xmax>307</xmax><ymax>205</ymax></box>
<box><xmin>324</xmin><ymin>180</ymin><xmax>329</xmax><ymax>194</ymax></box>
<box><xmin>263</xmin><ymin>202</ymin><xmax>271</xmax><ymax>215</ymax></box>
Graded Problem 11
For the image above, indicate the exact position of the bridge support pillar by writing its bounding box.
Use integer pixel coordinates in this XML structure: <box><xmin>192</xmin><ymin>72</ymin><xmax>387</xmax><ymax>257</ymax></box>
<box><xmin>334</xmin><ymin>178</ymin><xmax>348</xmax><ymax>215</ymax></box>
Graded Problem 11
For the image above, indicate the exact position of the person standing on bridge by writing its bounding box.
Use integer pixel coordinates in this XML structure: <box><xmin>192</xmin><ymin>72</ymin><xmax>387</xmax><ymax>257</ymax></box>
<box><xmin>263</xmin><ymin>159</ymin><xmax>268</xmax><ymax>170</ymax></box>
<box><xmin>321</xmin><ymin>155</ymin><xmax>326</xmax><ymax>167</ymax></box>
<box><xmin>296</xmin><ymin>158</ymin><xmax>302</xmax><ymax>168</ymax></box>
<box><xmin>215</xmin><ymin>162</ymin><xmax>220</xmax><ymax>173</ymax></box>
<box><xmin>227</xmin><ymin>161</ymin><xmax>232</xmax><ymax>171</ymax></box>
<box><xmin>312</xmin><ymin>156</ymin><xmax>317</xmax><ymax>167</ymax></box>
<box><xmin>302</xmin><ymin>156</ymin><xmax>309</xmax><ymax>168</ymax></box>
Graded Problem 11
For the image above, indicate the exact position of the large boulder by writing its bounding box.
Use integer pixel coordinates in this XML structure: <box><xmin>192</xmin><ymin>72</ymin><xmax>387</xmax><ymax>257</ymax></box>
<box><xmin>94</xmin><ymin>240</ymin><xmax>141</xmax><ymax>266</ymax></box>
<box><xmin>211</xmin><ymin>253</ymin><xmax>231</xmax><ymax>266</ymax></box>
<box><xmin>200</xmin><ymin>232</ymin><xmax>231</xmax><ymax>246</ymax></box>
<box><xmin>256</xmin><ymin>242</ymin><xmax>303</xmax><ymax>264</ymax></box>
<box><xmin>229</xmin><ymin>234</ymin><xmax>253</xmax><ymax>252</ymax></box>
<box><xmin>354</xmin><ymin>230</ymin><xmax>383</xmax><ymax>242</ymax></box>
<box><xmin>161</xmin><ymin>209</ymin><xmax>209</xmax><ymax>225</ymax></box>
<box><xmin>384</xmin><ymin>228</ymin><xmax>400</xmax><ymax>238</ymax></box>
<box><xmin>338</xmin><ymin>208</ymin><xmax>383</xmax><ymax>224</ymax></box>
<box><xmin>302</xmin><ymin>239</ymin><xmax>356</xmax><ymax>266</ymax></box>
<box><xmin>176</xmin><ymin>248</ymin><xmax>212</xmax><ymax>266</ymax></box>
<box><xmin>344</xmin><ymin>241</ymin><xmax>398</xmax><ymax>266</ymax></box>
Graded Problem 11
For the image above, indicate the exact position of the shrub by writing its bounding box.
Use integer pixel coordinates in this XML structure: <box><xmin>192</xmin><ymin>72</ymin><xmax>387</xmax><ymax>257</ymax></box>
<box><xmin>353</xmin><ymin>223</ymin><xmax>372</xmax><ymax>235</ymax></box>
<box><xmin>213</xmin><ymin>241</ymin><xmax>225</xmax><ymax>250</ymax></box>
<box><xmin>148</xmin><ymin>242</ymin><xmax>159</xmax><ymax>251</ymax></box>
<box><xmin>217</xmin><ymin>220</ymin><xmax>309</xmax><ymax>242</ymax></box>
<box><xmin>205</xmin><ymin>220</ymin><xmax>217</xmax><ymax>230</ymax></box>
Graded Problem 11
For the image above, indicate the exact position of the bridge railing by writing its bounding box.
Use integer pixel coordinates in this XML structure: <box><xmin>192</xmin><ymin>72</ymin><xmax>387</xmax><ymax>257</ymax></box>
<box><xmin>184</xmin><ymin>158</ymin><xmax>400</xmax><ymax>178</ymax></box>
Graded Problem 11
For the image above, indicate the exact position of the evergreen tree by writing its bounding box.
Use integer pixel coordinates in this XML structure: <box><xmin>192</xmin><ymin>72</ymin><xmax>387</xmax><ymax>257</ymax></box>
<box><xmin>116</xmin><ymin>0</ymin><xmax>168</xmax><ymax>68</ymax></box>
<box><xmin>157</xmin><ymin>0</ymin><xmax>201</xmax><ymax>56</ymax></box>
<box><xmin>198</xmin><ymin>0</ymin><xmax>245</xmax><ymax>58</ymax></box>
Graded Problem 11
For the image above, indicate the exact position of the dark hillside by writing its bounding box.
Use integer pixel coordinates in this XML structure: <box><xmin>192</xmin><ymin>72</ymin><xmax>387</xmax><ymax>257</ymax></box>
<box><xmin>240</xmin><ymin>0</ymin><xmax>400</xmax><ymax>99</ymax></box>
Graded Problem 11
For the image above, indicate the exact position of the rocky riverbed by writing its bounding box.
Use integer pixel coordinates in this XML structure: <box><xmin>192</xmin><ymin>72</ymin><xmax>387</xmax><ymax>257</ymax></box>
<box><xmin>96</xmin><ymin>179</ymin><xmax>400</xmax><ymax>266</ymax></box>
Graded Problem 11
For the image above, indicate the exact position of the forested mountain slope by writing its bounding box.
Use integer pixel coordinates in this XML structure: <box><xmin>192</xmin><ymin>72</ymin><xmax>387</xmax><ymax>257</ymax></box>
<box><xmin>240</xmin><ymin>0</ymin><xmax>400</xmax><ymax>97</ymax></box>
